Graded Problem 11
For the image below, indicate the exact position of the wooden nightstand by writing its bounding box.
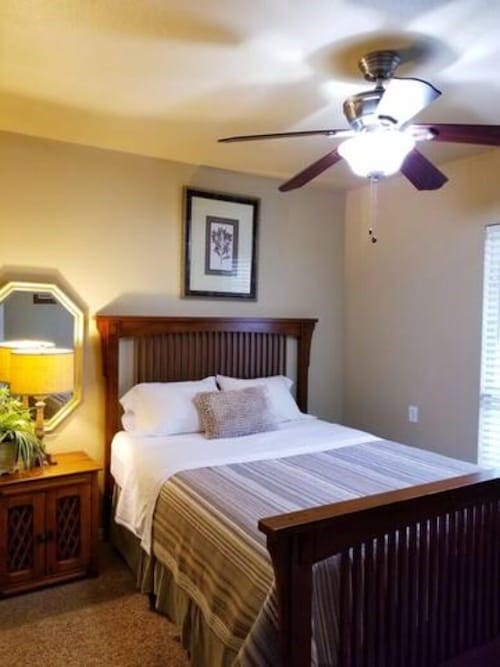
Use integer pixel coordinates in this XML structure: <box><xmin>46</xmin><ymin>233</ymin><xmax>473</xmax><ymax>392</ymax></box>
<box><xmin>0</xmin><ymin>451</ymin><xmax>100</xmax><ymax>597</ymax></box>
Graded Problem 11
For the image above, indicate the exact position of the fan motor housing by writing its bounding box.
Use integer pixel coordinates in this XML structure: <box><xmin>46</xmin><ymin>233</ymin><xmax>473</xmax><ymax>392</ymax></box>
<box><xmin>343</xmin><ymin>90</ymin><xmax>385</xmax><ymax>131</ymax></box>
<box><xmin>343</xmin><ymin>50</ymin><xmax>403</xmax><ymax>130</ymax></box>
<box><xmin>358</xmin><ymin>50</ymin><xmax>401</xmax><ymax>82</ymax></box>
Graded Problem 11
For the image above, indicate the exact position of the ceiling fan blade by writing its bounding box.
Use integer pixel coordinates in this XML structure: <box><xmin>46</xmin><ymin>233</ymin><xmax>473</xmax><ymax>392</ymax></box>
<box><xmin>219</xmin><ymin>129</ymin><xmax>353</xmax><ymax>143</ymax></box>
<box><xmin>400</xmin><ymin>148</ymin><xmax>448</xmax><ymax>191</ymax></box>
<box><xmin>376</xmin><ymin>77</ymin><xmax>441</xmax><ymax>126</ymax></box>
<box><xmin>413</xmin><ymin>123</ymin><xmax>500</xmax><ymax>146</ymax></box>
<box><xmin>279</xmin><ymin>149</ymin><xmax>343</xmax><ymax>192</ymax></box>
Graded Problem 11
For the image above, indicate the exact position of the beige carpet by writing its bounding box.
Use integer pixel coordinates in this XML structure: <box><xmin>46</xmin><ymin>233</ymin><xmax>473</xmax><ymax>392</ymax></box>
<box><xmin>0</xmin><ymin>544</ymin><xmax>190</xmax><ymax>667</ymax></box>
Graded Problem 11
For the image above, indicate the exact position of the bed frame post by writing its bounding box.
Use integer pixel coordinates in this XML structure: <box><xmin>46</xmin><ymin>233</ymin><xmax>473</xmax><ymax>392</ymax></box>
<box><xmin>96</xmin><ymin>316</ymin><xmax>120</xmax><ymax>537</ymax></box>
<box><xmin>267</xmin><ymin>533</ymin><xmax>313</xmax><ymax>666</ymax></box>
<box><xmin>296</xmin><ymin>320</ymin><xmax>315</xmax><ymax>412</ymax></box>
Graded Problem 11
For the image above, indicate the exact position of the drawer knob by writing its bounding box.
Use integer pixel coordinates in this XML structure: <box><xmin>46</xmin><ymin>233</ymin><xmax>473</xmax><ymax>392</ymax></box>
<box><xmin>36</xmin><ymin>531</ymin><xmax>54</xmax><ymax>544</ymax></box>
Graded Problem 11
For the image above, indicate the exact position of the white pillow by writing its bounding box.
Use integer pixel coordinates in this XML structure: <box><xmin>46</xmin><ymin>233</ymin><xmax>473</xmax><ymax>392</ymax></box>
<box><xmin>216</xmin><ymin>374</ymin><xmax>305</xmax><ymax>423</ymax></box>
<box><xmin>120</xmin><ymin>377</ymin><xmax>218</xmax><ymax>435</ymax></box>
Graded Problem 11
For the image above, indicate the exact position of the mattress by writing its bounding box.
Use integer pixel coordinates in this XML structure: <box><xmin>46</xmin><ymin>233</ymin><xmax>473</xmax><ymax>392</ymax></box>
<box><xmin>110</xmin><ymin>418</ymin><xmax>382</xmax><ymax>553</ymax></box>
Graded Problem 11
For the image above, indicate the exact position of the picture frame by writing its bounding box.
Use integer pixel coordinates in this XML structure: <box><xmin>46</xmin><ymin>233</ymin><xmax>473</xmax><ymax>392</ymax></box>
<box><xmin>183</xmin><ymin>188</ymin><xmax>259</xmax><ymax>300</ymax></box>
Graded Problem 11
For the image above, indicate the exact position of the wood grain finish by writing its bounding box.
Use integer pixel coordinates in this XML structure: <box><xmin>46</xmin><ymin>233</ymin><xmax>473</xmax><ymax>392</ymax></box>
<box><xmin>134</xmin><ymin>331</ymin><xmax>288</xmax><ymax>385</ymax></box>
<box><xmin>259</xmin><ymin>471</ymin><xmax>500</xmax><ymax>666</ymax></box>
<box><xmin>0</xmin><ymin>451</ymin><xmax>101</xmax><ymax>596</ymax></box>
<box><xmin>96</xmin><ymin>315</ymin><xmax>317</xmax><ymax>529</ymax></box>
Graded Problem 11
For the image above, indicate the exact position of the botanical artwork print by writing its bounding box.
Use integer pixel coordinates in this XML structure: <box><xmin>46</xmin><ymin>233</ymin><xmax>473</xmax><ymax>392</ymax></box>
<box><xmin>205</xmin><ymin>216</ymin><xmax>239</xmax><ymax>276</ymax></box>
<box><xmin>184</xmin><ymin>187</ymin><xmax>258</xmax><ymax>299</ymax></box>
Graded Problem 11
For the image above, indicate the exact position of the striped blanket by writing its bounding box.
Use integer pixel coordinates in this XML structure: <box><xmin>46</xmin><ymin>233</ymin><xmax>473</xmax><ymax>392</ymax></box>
<box><xmin>151</xmin><ymin>440</ymin><xmax>477</xmax><ymax>666</ymax></box>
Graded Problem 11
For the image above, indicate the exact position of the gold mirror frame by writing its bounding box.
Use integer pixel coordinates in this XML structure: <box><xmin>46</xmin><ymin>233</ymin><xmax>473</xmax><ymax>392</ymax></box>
<box><xmin>0</xmin><ymin>280</ymin><xmax>84</xmax><ymax>431</ymax></box>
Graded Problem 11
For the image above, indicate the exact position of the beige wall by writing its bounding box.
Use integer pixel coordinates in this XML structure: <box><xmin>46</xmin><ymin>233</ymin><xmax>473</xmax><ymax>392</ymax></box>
<box><xmin>344</xmin><ymin>149</ymin><xmax>500</xmax><ymax>462</ymax></box>
<box><xmin>0</xmin><ymin>131</ymin><xmax>345</xmax><ymax>466</ymax></box>
<box><xmin>1</xmin><ymin>128</ymin><xmax>494</xmax><ymax>469</ymax></box>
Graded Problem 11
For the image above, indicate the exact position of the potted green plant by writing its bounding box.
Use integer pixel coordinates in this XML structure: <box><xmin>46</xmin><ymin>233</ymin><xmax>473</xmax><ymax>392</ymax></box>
<box><xmin>0</xmin><ymin>386</ymin><xmax>46</xmax><ymax>474</ymax></box>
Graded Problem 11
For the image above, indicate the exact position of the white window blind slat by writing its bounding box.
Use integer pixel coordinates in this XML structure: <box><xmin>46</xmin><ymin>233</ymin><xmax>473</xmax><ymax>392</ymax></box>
<box><xmin>478</xmin><ymin>224</ymin><xmax>500</xmax><ymax>467</ymax></box>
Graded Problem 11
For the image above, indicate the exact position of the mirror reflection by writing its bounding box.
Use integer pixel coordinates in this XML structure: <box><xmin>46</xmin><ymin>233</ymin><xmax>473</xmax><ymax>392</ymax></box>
<box><xmin>0</xmin><ymin>281</ymin><xmax>83</xmax><ymax>432</ymax></box>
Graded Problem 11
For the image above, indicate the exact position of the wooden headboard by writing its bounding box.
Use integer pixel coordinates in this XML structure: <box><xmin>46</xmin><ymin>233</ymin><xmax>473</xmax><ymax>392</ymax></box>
<box><xmin>96</xmin><ymin>315</ymin><xmax>317</xmax><ymax>514</ymax></box>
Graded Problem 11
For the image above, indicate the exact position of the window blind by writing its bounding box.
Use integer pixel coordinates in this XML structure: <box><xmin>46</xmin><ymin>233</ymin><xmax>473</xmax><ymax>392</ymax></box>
<box><xmin>478</xmin><ymin>224</ymin><xmax>500</xmax><ymax>467</ymax></box>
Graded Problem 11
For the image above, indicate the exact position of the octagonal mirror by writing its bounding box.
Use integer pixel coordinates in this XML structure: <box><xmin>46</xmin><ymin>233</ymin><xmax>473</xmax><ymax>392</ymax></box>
<box><xmin>0</xmin><ymin>281</ymin><xmax>84</xmax><ymax>431</ymax></box>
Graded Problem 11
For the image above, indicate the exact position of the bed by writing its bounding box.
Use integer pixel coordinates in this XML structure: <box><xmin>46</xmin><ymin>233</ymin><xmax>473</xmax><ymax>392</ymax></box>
<box><xmin>97</xmin><ymin>315</ymin><xmax>500</xmax><ymax>666</ymax></box>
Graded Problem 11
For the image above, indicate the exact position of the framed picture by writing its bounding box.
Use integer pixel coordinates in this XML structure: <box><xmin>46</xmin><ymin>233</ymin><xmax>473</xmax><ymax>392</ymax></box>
<box><xmin>184</xmin><ymin>188</ymin><xmax>259</xmax><ymax>300</ymax></box>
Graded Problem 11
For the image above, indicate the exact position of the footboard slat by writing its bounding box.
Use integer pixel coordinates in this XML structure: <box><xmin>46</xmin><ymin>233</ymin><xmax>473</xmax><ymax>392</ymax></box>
<box><xmin>339</xmin><ymin>551</ymin><xmax>351</xmax><ymax>666</ymax></box>
<box><xmin>260</xmin><ymin>470</ymin><xmax>500</xmax><ymax>667</ymax></box>
<box><xmin>445</xmin><ymin>511</ymin><xmax>456</xmax><ymax>657</ymax></box>
<box><xmin>465</xmin><ymin>506</ymin><xmax>476</xmax><ymax>650</ymax></box>
<box><xmin>473</xmin><ymin>503</ymin><xmax>485</xmax><ymax>646</ymax></box>
<box><xmin>484</xmin><ymin>501</ymin><xmax>493</xmax><ymax>639</ymax></box>
<box><xmin>375</xmin><ymin>535</ymin><xmax>386</xmax><ymax>667</ymax></box>
<box><xmin>407</xmin><ymin>523</ymin><xmax>418</xmax><ymax>667</ymax></box>
<box><xmin>351</xmin><ymin>543</ymin><xmax>363</xmax><ymax>667</ymax></box>
<box><xmin>456</xmin><ymin>508</ymin><xmax>467</xmax><ymax>656</ymax></box>
<box><xmin>437</xmin><ymin>512</ymin><xmax>449</xmax><ymax>662</ymax></box>
<box><xmin>416</xmin><ymin>519</ymin><xmax>429</xmax><ymax>667</ymax></box>
<box><xmin>363</xmin><ymin>539</ymin><xmax>376</xmax><ymax>667</ymax></box>
<box><xmin>397</xmin><ymin>526</ymin><xmax>410</xmax><ymax>665</ymax></box>
<box><xmin>427</xmin><ymin>515</ymin><xmax>439</xmax><ymax>664</ymax></box>
<box><xmin>493</xmin><ymin>499</ymin><xmax>500</xmax><ymax>635</ymax></box>
<box><xmin>387</xmin><ymin>530</ymin><xmax>398</xmax><ymax>667</ymax></box>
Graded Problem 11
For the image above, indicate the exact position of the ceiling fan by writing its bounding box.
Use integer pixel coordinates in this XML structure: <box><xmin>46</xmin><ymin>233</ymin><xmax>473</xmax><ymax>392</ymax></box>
<box><xmin>219</xmin><ymin>50</ymin><xmax>500</xmax><ymax>192</ymax></box>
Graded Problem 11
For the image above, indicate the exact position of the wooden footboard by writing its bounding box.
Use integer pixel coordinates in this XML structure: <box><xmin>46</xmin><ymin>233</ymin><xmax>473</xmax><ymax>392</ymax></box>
<box><xmin>259</xmin><ymin>470</ymin><xmax>500</xmax><ymax>667</ymax></box>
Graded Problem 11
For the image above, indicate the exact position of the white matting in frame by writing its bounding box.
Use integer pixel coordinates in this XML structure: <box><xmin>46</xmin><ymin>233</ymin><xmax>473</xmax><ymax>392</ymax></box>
<box><xmin>183</xmin><ymin>188</ymin><xmax>259</xmax><ymax>300</ymax></box>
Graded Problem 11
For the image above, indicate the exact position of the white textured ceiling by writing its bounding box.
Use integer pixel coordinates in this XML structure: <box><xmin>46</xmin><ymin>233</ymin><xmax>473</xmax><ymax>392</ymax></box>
<box><xmin>1</xmin><ymin>0</ymin><xmax>499</xmax><ymax>190</ymax></box>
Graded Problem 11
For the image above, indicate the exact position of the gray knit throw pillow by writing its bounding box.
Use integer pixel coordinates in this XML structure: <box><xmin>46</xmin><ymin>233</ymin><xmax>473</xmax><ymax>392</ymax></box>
<box><xmin>194</xmin><ymin>386</ymin><xmax>277</xmax><ymax>439</ymax></box>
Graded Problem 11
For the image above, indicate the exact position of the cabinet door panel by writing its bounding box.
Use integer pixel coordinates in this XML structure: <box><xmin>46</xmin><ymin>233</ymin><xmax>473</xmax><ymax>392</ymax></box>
<box><xmin>45</xmin><ymin>483</ymin><xmax>90</xmax><ymax>576</ymax></box>
<box><xmin>0</xmin><ymin>493</ymin><xmax>45</xmax><ymax>590</ymax></box>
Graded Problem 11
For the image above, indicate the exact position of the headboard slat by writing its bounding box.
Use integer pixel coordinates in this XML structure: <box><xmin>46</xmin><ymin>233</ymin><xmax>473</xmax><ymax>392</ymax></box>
<box><xmin>133</xmin><ymin>330</ymin><xmax>292</xmax><ymax>383</ymax></box>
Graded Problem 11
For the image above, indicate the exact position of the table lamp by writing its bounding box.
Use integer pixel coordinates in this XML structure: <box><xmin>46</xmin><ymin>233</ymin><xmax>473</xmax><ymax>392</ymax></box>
<box><xmin>0</xmin><ymin>340</ymin><xmax>55</xmax><ymax>385</ymax></box>
<box><xmin>9</xmin><ymin>348</ymin><xmax>74</xmax><ymax>440</ymax></box>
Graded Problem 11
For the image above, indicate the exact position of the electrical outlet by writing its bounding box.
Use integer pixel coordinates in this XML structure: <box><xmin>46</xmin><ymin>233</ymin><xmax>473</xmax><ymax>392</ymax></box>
<box><xmin>408</xmin><ymin>405</ymin><xmax>419</xmax><ymax>423</ymax></box>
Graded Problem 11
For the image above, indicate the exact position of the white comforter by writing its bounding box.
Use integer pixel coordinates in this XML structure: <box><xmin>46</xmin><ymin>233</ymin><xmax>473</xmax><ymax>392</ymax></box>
<box><xmin>111</xmin><ymin>418</ymin><xmax>380</xmax><ymax>554</ymax></box>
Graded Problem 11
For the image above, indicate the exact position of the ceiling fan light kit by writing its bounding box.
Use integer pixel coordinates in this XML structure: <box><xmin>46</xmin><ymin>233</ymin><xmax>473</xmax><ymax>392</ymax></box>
<box><xmin>338</xmin><ymin>130</ymin><xmax>415</xmax><ymax>178</ymax></box>
<box><xmin>219</xmin><ymin>49</ymin><xmax>500</xmax><ymax>193</ymax></box>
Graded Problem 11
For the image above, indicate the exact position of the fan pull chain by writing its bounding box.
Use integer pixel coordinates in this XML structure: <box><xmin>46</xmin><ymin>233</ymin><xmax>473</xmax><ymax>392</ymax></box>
<box><xmin>369</xmin><ymin>176</ymin><xmax>379</xmax><ymax>243</ymax></box>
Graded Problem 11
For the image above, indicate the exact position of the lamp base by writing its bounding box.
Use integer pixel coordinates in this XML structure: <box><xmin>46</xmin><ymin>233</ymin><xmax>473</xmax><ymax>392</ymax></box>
<box><xmin>45</xmin><ymin>453</ymin><xmax>57</xmax><ymax>466</ymax></box>
<box><xmin>34</xmin><ymin>396</ymin><xmax>47</xmax><ymax>441</ymax></box>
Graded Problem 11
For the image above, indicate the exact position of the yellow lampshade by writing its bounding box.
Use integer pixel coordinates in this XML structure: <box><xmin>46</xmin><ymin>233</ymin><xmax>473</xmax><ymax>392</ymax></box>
<box><xmin>0</xmin><ymin>340</ymin><xmax>55</xmax><ymax>383</ymax></box>
<box><xmin>10</xmin><ymin>348</ymin><xmax>74</xmax><ymax>396</ymax></box>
